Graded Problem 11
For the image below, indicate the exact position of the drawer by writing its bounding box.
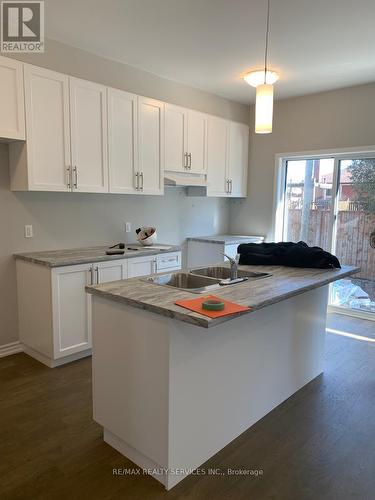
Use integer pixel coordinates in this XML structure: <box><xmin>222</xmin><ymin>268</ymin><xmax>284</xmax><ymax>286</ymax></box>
<box><xmin>156</xmin><ymin>252</ymin><xmax>181</xmax><ymax>271</ymax></box>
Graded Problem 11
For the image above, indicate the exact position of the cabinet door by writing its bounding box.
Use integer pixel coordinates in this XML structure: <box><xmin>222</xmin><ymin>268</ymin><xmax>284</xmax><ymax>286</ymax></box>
<box><xmin>127</xmin><ymin>255</ymin><xmax>156</xmax><ymax>278</ymax></box>
<box><xmin>70</xmin><ymin>77</ymin><xmax>109</xmax><ymax>193</ymax></box>
<box><xmin>52</xmin><ymin>265</ymin><xmax>92</xmax><ymax>359</ymax></box>
<box><xmin>206</xmin><ymin>116</ymin><xmax>229</xmax><ymax>197</ymax></box>
<box><xmin>108</xmin><ymin>88</ymin><xmax>138</xmax><ymax>193</ymax></box>
<box><xmin>137</xmin><ymin>96</ymin><xmax>164</xmax><ymax>195</ymax></box>
<box><xmin>0</xmin><ymin>56</ymin><xmax>25</xmax><ymax>140</ymax></box>
<box><xmin>95</xmin><ymin>260</ymin><xmax>127</xmax><ymax>284</ymax></box>
<box><xmin>24</xmin><ymin>65</ymin><xmax>71</xmax><ymax>191</ymax></box>
<box><xmin>187</xmin><ymin>110</ymin><xmax>207</xmax><ymax>174</ymax></box>
<box><xmin>228</xmin><ymin>122</ymin><xmax>249</xmax><ymax>197</ymax></box>
<box><xmin>165</xmin><ymin>104</ymin><xmax>187</xmax><ymax>173</ymax></box>
<box><xmin>156</xmin><ymin>252</ymin><xmax>181</xmax><ymax>272</ymax></box>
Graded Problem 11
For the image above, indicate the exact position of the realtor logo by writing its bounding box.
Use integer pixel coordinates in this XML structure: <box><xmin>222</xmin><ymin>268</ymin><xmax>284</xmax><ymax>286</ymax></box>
<box><xmin>1</xmin><ymin>1</ymin><xmax>44</xmax><ymax>52</ymax></box>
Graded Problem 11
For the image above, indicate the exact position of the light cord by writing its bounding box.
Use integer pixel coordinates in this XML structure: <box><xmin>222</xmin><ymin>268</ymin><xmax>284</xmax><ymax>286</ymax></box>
<box><xmin>264</xmin><ymin>0</ymin><xmax>270</xmax><ymax>83</ymax></box>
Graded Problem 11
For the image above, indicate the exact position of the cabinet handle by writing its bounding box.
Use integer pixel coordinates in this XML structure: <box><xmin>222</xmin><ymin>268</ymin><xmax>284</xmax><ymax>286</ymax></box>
<box><xmin>188</xmin><ymin>153</ymin><xmax>192</xmax><ymax>169</ymax></box>
<box><xmin>135</xmin><ymin>172</ymin><xmax>139</xmax><ymax>190</ymax></box>
<box><xmin>229</xmin><ymin>179</ymin><xmax>233</xmax><ymax>194</ymax></box>
<box><xmin>90</xmin><ymin>266</ymin><xmax>95</xmax><ymax>285</ymax></box>
<box><xmin>226</xmin><ymin>179</ymin><xmax>229</xmax><ymax>193</ymax></box>
<box><xmin>140</xmin><ymin>172</ymin><xmax>144</xmax><ymax>191</ymax></box>
<box><xmin>73</xmin><ymin>166</ymin><xmax>78</xmax><ymax>189</ymax></box>
<box><xmin>95</xmin><ymin>267</ymin><xmax>99</xmax><ymax>284</ymax></box>
<box><xmin>184</xmin><ymin>152</ymin><xmax>188</xmax><ymax>169</ymax></box>
<box><xmin>67</xmin><ymin>166</ymin><xmax>71</xmax><ymax>189</ymax></box>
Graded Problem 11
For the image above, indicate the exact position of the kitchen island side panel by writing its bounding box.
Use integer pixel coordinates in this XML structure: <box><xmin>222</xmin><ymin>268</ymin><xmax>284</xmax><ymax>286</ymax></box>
<box><xmin>91</xmin><ymin>296</ymin><xmax>170</xmax><ymax>472</ymax></box>
<box><xmin>167</xmin><ymin>285</ymin><xmax>328</xmax><ymax>488</ymax></box>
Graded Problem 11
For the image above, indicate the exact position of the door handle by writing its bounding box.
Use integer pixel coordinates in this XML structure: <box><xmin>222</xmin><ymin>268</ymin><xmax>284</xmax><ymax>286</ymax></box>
<box><xmin>67</xmin><ymin>166</ymin><xmax>72</xmax><ymax>189</ymax></box>
<box><xmin>73</xmin><ymin>166</ymin><xmax>78</xmax><ymax>189</ymax></box>
<box><xmin>140</xmin><ymin>172</ymin><xmax>144</xmax><ymax>190</ymax></box>
<box><xmin>135</xmin><ymin>172</ymin><xmax>139</xmax><ymax>190</ymax></box>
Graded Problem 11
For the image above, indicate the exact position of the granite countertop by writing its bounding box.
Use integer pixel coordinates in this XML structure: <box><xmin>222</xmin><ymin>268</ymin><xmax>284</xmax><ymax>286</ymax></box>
<box><xmin>86</xmin><ymin>264</ymin><xmax>359</xmax><ymax>328</ymax></box>
<box><xmin>14</xmin><ymin>244</ymin><xmax>181</xmax><ymax>268</ymax></box>
<box><xmin>187</xmin><ymin>234</ymin><xmax>265</xmax><ymax>245</ymax></box>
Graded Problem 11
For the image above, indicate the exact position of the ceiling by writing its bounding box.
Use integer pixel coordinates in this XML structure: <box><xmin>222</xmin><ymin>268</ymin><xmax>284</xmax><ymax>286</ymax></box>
<box><xmin>45</xmin><ymin>0</ymin><xmax>375</xmax><ymax>104</ymax></box>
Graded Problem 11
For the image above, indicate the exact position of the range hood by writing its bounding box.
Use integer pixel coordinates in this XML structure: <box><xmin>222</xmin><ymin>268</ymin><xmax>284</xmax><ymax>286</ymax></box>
<box><xmin>164</xmin><ymin>171</ymin><xmax>207</xmax><ymax>187</ymax></box>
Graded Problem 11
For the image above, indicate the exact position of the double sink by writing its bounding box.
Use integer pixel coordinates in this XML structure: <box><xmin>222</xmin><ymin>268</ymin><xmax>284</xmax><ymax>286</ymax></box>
<box><xmin>144</xmin><ymin>266</ymin><xmax>272</xmax><ymax>294</ymax></box>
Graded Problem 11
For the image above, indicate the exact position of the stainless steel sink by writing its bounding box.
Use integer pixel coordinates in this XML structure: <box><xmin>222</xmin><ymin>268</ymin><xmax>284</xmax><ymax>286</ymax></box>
<box><xmin>190</xmin><ymin>266</ymin><xmax>272</xmax><ymax>281</ymax></box>
<box><xmin>144</xmin><ymin>272</ymin><xmax>222</xmax><ymax>293</ymax></box>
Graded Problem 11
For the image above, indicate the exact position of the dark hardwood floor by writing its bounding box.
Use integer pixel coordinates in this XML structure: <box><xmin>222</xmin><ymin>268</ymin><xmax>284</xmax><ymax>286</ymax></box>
<box><xmin>1</xmin><ymin>313</ymin><xmax>374</xmax><ymax>500</ymax></box>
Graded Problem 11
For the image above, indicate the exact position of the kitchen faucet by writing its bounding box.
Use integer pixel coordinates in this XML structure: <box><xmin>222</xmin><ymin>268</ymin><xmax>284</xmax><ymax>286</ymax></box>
<box><xmin>221</xmin><ymin>253</ymin><xmax>239</xmax><ymax>281</ymax></box>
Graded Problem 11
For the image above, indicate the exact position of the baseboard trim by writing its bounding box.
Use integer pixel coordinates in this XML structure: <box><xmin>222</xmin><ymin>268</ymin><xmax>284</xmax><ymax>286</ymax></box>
<box><xmin>0</xmin><ymin>341</ymin><xmax>23</xmax><ymax>358</ymax></box>
<box><xmin>23</xmin><ymin>344</ymin><xmax>92</xmax><ymax>368</ymax></box>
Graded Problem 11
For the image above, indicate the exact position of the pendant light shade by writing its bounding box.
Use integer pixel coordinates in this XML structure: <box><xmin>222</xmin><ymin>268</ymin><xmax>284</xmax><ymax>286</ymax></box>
<box><xmin>242</xmin><ymin>0</ymin><xmax>278</xmax><ymax>134</ymax></box>
<box><xmin>255</xmin><ymin>83</ymin><xmax>273</xmax><ymax>134</ymax></box>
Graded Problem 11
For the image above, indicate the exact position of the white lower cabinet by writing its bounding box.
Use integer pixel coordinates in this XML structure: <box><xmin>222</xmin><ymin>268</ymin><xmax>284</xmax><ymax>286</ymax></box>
<box><xmin>127</xmin><ymin>255</ymin><xmax>157</xmax><ymax>278</ymax></box>
<box><xmin>17</xmin><ymin>252</ymin><xmax>180</xmax><ymax>367</ymax></box>
<box><xmin>51</xmin><ymin>260</ymin><xmax>127</xmax><ymax>361</ymax></box>
<box><xmin>95</xmin><ymin>259</ymin><xmax>128</xmax><ymax>284</ymax></box>
<box><xmin>52</xmin><ymin>264</ymin><xmax>93</xmax><ymax>360</ymax></box>
<box><xmin>127</xmin><ymin>251</ymin><xmax>181</xmax><ymax>277</ymax></box>
<box><xmin>187</xmin><ymin>240</ymin><xmax>263</xmax><ymax>268</ymax></box>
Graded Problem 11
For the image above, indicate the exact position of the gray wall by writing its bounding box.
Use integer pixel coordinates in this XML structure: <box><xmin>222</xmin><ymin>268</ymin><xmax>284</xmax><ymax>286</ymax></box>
<box><xmin>0</xmin><ymin>39</ymin><xmax>248</xmax><ymax>346</ymax></box>
<box><xmin>230</xmin><ymin>82</ymin><xmax>375</xmax><ymax>240</ymax></box>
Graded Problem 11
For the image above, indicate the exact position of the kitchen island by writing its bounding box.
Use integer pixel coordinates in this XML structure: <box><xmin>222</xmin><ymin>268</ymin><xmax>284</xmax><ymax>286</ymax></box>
<box><xmin>86</xmin><ymin>264</ymin><xmax>358</xmax><ymax>490</ymax></box>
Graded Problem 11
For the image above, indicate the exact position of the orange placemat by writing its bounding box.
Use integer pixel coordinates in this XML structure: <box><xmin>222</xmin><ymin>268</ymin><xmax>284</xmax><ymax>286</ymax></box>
<box><xmin>175</xmin><ymin>295</ymin><xmax>251</xmax><ymax>319</ymax></box>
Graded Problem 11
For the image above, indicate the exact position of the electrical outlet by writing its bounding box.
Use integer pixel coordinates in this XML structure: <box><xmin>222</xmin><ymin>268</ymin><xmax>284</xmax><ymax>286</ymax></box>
<box><xmin>24</xmin><ymin>225</ymin><xmax>33</xmax><ymax>238</ymax></box>
<box><xmin>125</xmin><ymin>222</ymin><xmax>132</xmax><ymax>233</ymax></box>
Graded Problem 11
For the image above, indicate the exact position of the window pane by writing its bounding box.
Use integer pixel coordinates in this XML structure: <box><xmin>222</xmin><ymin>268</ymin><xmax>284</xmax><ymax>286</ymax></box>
<box><xmin>283</xmin><ymin>158</ymin><xmax>335</xmax><ymax>250</ymax></box>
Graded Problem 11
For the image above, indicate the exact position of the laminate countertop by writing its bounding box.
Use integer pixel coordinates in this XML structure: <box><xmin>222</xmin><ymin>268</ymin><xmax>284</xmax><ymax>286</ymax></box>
<box><xmin>187</xmin><ymin>234</ymin><xmax>264</xmax><ymax>245</ymax></box>
<box><xmin>14</xmin><ymin>244</ymin><xmax>181</xmax><ymax>268</ymax></box>
<box><xmin>86</xmin><ymin>264</ymin><xmax>359</xmax><ymax>328</ymax></box>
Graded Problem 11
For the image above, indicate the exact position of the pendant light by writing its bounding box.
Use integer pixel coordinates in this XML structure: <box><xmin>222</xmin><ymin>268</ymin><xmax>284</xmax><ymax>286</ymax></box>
<box><xmin>243</xmin><ymin>0</ymin><xmax>278</xmax><ymax>134</ymax></box>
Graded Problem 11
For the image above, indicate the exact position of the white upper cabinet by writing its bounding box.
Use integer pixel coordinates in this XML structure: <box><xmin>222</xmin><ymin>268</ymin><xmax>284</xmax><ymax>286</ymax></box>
<box><xmin>206</xmin><ymin>116</ymin><xmax>229</xmax><ymax>196</ymax></box>
<box><xmin>228</xmin><ymin>122</ymin><xmax>249</xmax><ymax>197</ymax></box>
<box><xmin>70</xmin><ymin>77</ymin><xmax>109</xmax><ymax>193</ymax></box>
<box><xmin>4</xmin><ymin>55</ymin><xmax>248</xmax><ymax>197</ymax></box>
<box><xmin>165</xmin><ymin>105</ymin><xmax>207</xmax><ymax>174</ymax></box>
<box><xmin>108</xmin><ymin>88</ymin><xmax>138</xmax><ymax>194</ymax></box>
<box><xmin>0</xmin><ymin>56</ymin><xmax>25</xmax><ymax>140</ymax></box>
<box><xmin>137</xmin><ymin>96</ymin><xmax>164</xmax><ymax>195</ymax></box>
<box><xmin>165</xmin><ymin>104</ymin><xmax>187</xmax><ymax>173</ymax></box>
<box><xmin>187</xmin><ymin>110</ymin><xmax>207</xmax><ymax>174</ymax></box>
<box><xmin>23</xmin><ymin>65</ymin><xmax>71</xmax><ymax>191</ymax></box>
<box><xmin>207</xmin><ymin>117</ymin><xmax>249</xmax><ymax>198</ymax></box>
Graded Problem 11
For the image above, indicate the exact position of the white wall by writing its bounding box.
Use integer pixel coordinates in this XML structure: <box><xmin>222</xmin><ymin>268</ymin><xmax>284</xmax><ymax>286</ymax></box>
<box><xmin>230</xmin><ymin>82</ymin><xmax>375</xmax><ymax>241</ymax></box>
<box><xmin>0</xmin><ymin>39</ymin><xmax>248</xmax><ymax>346</ymax></box>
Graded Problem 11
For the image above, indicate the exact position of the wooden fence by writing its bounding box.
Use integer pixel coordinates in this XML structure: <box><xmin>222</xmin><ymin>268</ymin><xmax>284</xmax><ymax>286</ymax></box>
<box><xmin>286</xmin><ymin>209</ymin><xmax>375</xmax><ymax>279</ymax></box>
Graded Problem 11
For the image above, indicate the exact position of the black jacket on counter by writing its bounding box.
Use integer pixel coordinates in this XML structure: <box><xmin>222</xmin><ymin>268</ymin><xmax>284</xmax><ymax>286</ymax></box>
<box><xmin>237</xmin><ymin>241</ymin><xmax>341</xmax><ymax>269</ymax></box>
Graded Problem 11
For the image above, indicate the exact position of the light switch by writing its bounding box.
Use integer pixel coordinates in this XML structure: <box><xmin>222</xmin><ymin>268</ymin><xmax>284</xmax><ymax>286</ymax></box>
<box><xmin>24</xmin><ymin>225</ymin><xmax>33</xmax><ymax>238</ymax></box>
<box><xmin>125</xmin><ymin>222</ymin><xmax>132</xmax><ymax>233</ymax></box>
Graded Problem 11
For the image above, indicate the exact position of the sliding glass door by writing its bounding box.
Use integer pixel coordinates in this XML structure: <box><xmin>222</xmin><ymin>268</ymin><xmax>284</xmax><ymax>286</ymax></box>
<box><xmin>280</xmin><ymin>155</ymin><xmax>375</xmax><ymax>319</ymax></box>
<box><xmin>330</xmin><ymin>159</ymin><xmax>375</xmax><ymax>315</ymax></box>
